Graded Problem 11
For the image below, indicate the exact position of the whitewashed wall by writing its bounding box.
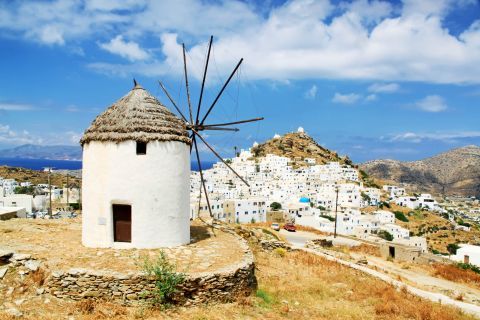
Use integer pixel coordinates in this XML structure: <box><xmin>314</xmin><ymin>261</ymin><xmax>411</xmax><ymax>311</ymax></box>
<box><xmin>82</xmin><ymin>140</ymin><xmax>190</xmax><ymax>248</ymax></box>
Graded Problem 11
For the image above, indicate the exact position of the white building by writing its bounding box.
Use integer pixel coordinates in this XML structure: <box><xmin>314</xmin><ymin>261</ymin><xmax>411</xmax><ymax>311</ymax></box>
<box><xmin>380</xmin><ymin>224</ymin><xmax>410</xmax><ymax>240</ymax></box>
<box><xmin>396</xmin><ymin>196</ymin><xmax>418</xmax><ymax>209</ymax></box>
<box><xmin>80</xmin><ymin>82</ymin><xmax>190</xmax><ymax>248</ymax></box>
<box><xmin>224</xmin><ymin>198</ymin><xmax>267</xmax><ymax>224</ymax></box>
<box><xmin>0</xmin><ymin>194</ymin><xmax>33</xmax><ymax>214</ymax></box>
<box><xmin>394</xmin><ymin>236</ymin><xmax>427</xmax><ymax>253</ymax></box>
<box><xmin>452</xmin><ymin>244</ymin><xmax>480</xmax><ymax>266</ymax></box>
<box><xmin>374</xmin><ymin>210</ymin><xmax>395</xmax><ymax>225</ymax></box>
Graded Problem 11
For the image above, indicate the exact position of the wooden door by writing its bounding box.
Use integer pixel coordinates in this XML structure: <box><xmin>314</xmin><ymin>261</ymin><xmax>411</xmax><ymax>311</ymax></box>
<box><xmin>113</xmin><ymin>204</ymin><xmax>131</xmax><ymax>242</ymax></box>
<box><xmin>464</xmin><ymin>255</ymin><xmax>470</xmax><ymax>264</ymax></box>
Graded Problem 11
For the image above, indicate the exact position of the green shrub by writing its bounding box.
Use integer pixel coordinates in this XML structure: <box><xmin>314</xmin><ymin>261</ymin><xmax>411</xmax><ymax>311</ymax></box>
<box><xmin>457</xmin><ymin>262</ymin><xmax>480</xmax><ymax>274</ymax></box>
<box><xmin>319</xmin><ymin>214</ymin><xmax>335</xmax><ymax>222</ymax></box>
<box><xmin>378</xmin><ymin>230</ymin><xmax>394</xmax><ymax>241</ymax></box>
<box><xmin>270</xmin><ymin>202</ymin><xmax>282</xmax><ymax>211</ymax></box>
<box><xmin>394</xmin><ymin>211</ymin><xmax>409</xmax><ymax>222</ymax></box>
<box><xmin>142</xmin><ymin>251</ymin><xmax>186</xmax><ymax>307</ymax></box>
<box><xmin>273</xmin><ymin>248</ymin><xmax>287</xmax><ymax>258</ymax></box>
<box><xmin>256</xmin><ymin>289</ymin><xmax>273</xmax><ymax>304</ymax></box>
<box><xmin>447</xmin><ymin>243</ymin><xmax>460</xmax><ymax>255</ymax></box>
<box><xmin>378</xmin><ymin>201</ymin><xmax>391</xmax><ymax>209</ymax></box>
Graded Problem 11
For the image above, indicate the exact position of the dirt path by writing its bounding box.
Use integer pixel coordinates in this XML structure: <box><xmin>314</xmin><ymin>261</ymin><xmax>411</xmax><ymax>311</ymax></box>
<box><xmin>359</xmin><ymin>255</ymin><xmax>480</xmax><ymax>306</ymax></box>
<box><xmin>302</xmin><ymin>247</ymin><xmax>480</xmax><ymax>319</ymax></box>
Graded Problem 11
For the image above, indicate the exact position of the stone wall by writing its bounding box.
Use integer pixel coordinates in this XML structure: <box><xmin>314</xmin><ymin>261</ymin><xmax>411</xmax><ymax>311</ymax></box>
<box><xmin>45</xmin><ymin>233</ymin><xmax>256</xmax><ymax>305</ymax></box>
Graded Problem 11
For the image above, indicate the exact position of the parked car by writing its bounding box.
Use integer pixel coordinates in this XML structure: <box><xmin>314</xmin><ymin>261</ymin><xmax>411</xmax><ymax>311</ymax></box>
<box><xmin>283</xmin><ymin>223</ymin><xmax>296</xmax><ymax>232</ymax></box>
<box><xmin>271</xmin><ymin>223</ymin><xmax>280</xmax><ymax>231</ymax></box>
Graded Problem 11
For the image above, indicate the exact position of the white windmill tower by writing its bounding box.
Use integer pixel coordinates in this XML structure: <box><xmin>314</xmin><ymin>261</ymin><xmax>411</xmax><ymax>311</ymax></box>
<box><xmin>80</xmin><ymin>81</ymin><xmax>191</xmax><ymax>248</ymax></box>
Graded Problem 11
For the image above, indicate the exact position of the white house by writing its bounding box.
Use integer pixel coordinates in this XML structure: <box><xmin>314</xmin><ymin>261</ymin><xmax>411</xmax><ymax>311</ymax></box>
<box><xmin>396</xmin><ymin>196</ymin><xmax>418</xmax><ymax>209</ymax></box>
<box><xmin>224</xmin><ymin>198</ymin><xmax>267</xmax><ymax>223</ymax></box>
<box><xmin>380</xmin><ymin>224</ymin><xmax>410</xmax><ymax>239</ymax></box>
<box><xmin>394</xmin><ymin>236</ymin><xmax>427</xmax><ymax>253</ymax></box>
<box><xmin>80</xmin><ymin>82</ymin><xmax>191</xmax><ymax>248</ymax></box>
<box><xmin>417</xmin><ymin>194</ymin><xmax>440</xmax><ymax>211</ymax></box>
<box><xmin>452</xmin><ymin>244</ymin><xmax>480</xmax><ymax>266</ymax></box>
<box><xmin>374</xmin><ymin>210</ymin><xmax>395</xmax><ymax>225</ymax></box>
<box><xmin>0</xmin><ymin>194</ymin><xmax>33</xmax><ymax>214</ymax></box>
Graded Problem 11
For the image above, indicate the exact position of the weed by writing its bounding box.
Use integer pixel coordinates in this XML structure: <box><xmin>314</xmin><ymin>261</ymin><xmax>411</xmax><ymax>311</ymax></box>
<box><xmin>273</xmin><ymin>248</ymin><xmax>287</xmax><ymax>258</ymax></box>
<box><xmin>142</xmin><ymin>250</ymin><xmax>186</xmax><ymax>307</ymax></box>
<box><xmin>256</xmin><ymin>289</ymin><xmax>273</xmax><ymax>304</ymax></box>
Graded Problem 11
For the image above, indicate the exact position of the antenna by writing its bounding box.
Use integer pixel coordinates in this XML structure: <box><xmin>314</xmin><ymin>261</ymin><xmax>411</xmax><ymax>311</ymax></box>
<box><xmin>158</xmin><ymin>36</ymin><xmax>264</xmax><ymax>220</ymax></box>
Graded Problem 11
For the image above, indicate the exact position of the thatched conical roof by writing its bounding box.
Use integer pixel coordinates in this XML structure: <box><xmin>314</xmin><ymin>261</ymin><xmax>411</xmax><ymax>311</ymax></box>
<box><xmin>80</xmin><ymin>83</ymin><xmax>190</xmax><ymax>146</ymax></box>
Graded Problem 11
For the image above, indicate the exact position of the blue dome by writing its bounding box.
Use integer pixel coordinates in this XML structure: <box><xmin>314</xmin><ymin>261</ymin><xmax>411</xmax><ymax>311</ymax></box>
<box><xmin>299</xmin><ymin>197</ymin><xmax>310</xmax><ymax>203</ymax></box>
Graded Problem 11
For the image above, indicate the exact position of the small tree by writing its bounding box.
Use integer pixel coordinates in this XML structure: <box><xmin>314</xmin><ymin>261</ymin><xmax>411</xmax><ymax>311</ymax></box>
<box><xmin>394</xmin><ymin>211</ymin><xmax>409</xmax><ymax>222</ymax></box>
<box><xmin>270</xmin><ymin>202</ymin><xmax>282</xmax><ymax>211</ymax></box>
<box><xmin>142</xmin><ymin>251</ymin><xmax>186</xmax><ymax>307</ymax></box>
<box><xmin>317</xmin><ymin>205</ymin><xmax>326</xmax><ymax>211</ymax></box>
<box><xmin>361</xmin><ymin>192</ymin><xmax>371</xmax><ymax>204</ymax></box>
<box><xmin>447</xmin><ymin>243</ymin><xmax>460</xmax><ymax>255</ymax></box>
<box><xmin>378</xmin><ymin>230</ymin><xmax>394</xmax><ymax>241</ymax></box>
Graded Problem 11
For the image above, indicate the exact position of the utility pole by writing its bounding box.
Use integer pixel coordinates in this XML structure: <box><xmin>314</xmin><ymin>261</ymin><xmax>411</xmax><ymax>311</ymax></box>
<box><xmin>333</xmin><ymin>186</ymin><xmax>339</xmax><ymax>238</ymax></box>
<box><xmin>44</xmin><ymin>167</ymin><xmax>54</xmax><ymax>216</ymax></box>
<box><xmin>66</xmin><ymin>174</ymin><xmax>69</xmax><ymax>210</ymax></box>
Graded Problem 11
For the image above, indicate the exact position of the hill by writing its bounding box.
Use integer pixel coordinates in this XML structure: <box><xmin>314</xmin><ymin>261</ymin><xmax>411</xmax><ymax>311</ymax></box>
<box><xmin>0</xmin><ymin>166</ymin><xmax>81</xmax><ymax>187</ymax></box>
<box><xmin>0</xmin><ymin>144</ymin><xmax>82</xmax><ymax>161</ymax></box>
<box><xmin>360</xmin><ymin>145</ymin><xmax>480</xmax><ymax>198</ymax></box>
<box><xmin>251</xmin><ymin>132</ymin><xmax>353</xmax><ymax>167</ymax></box>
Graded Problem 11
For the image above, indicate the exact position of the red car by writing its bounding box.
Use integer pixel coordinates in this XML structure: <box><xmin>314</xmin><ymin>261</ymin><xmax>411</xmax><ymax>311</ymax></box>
<box><xmin>283</xmin><ymin>223</ymin><xmax>296</xmax><ymax>232</ymax></box>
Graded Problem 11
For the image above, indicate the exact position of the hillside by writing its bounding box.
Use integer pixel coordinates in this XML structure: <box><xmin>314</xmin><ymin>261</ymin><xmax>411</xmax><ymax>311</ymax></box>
<box><xmin>0</xmin><ymin>144</ymin><xmax>82</xmax><ymax>161</ymax></box>
<box><xmin>251</xmin><ymin>132</ymin><xmax>353</xmax><ymax>167</ymax></box>
<box><xmin>360</xmin><ymin>145</ymin><xmax>480</xmax><ymax>198</ymax></box>
<box><xmin>0</xmin><ymin>166</ymin><xmax>81</xmax><ymax>187</ymax></box>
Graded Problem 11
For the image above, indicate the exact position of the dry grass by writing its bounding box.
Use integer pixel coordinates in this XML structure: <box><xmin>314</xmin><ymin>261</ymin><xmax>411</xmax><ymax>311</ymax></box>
<box><xmin>430</xmin><ymin>263</ymin><xmax>480</xmax><ymax>289</ymax></box>
<box><xmin>0</xmin><ymin>218</ymin><xmax>244</xmax><ymax>274</ymax></box>
<box><xmin>0</xmin><ymin>245</ymin><xmax>475</xmax><ymax>320</ymax></box>
<box><xmin>349</xmin><ymin>244</ymin><xmax>381</xmax><ymax>257</ymax></box>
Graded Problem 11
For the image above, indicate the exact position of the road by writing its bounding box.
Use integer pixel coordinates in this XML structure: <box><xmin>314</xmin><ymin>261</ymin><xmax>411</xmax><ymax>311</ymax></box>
<box><xmin>279</xmin><ymin>229</ymin><xmax>320</xmax><ymax>248</ymax></box>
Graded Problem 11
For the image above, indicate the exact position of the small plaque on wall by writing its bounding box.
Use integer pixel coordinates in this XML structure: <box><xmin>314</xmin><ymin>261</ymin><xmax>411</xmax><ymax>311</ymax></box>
<box><xmin>98</xmin><ymin>217</ymin><xmax>107</xmax><ymax>225</ymax></box>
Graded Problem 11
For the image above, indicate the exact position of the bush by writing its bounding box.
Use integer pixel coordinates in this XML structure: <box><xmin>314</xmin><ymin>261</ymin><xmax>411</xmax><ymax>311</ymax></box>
<box><xmin>270</xmin><ymin>202</ymin><xmax>282</xmax><ymax>211</ymax></box>
<box><xmin>256</xmin><ymin>289</ymin><xmax>273</xmax><ymax>304</ymax></box>
<box><xmin>457</xmin><ymin>262</ymin><xmax>480</xmax><ymax>274</ymax></box>
<box><xmin>317</xmin><ymin>205</ymin><xmax>326</xmax><ymax>211</ymax></box>
<box><xmin>394</xmin><ymin>211</ymin><xmax>409</xmax><ymax>222</ymax></box>
<box><xmin>447</xmin><ymin>243</ymin><xmax>460</xmax><ymax>255</ymax></box>
<box><xmin>273</xmin><ymin>248</ymin><xmax>287</xmax><ymax>258</ymax></box>
<box><xmin>319</xmin><ymin>214</ymin><xmax>335</xmax><ymax>222</ymax></box>
<box><xmin>142</xmin><ymin>251</ymin><xmax>186</xmax><ymax>307</ymax></box>
<box><xmin>378</xmin><ymin>230</ymin><xmax>394</xmax><ymax>241</ymax></box>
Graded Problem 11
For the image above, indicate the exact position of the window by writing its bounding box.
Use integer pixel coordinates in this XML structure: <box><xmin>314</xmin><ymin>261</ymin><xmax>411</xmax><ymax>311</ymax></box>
<box><xmin>136</xmin><ymin>141</ymin><xmax>147</xmax><ymax>155</ymax></box>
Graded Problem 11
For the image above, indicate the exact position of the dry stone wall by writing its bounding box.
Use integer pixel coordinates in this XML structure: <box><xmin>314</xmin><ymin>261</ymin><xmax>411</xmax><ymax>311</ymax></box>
<box><xmin>45</xmin><ymin>232</ymin><xmax>256</xmax><ymax>305</ymax></box>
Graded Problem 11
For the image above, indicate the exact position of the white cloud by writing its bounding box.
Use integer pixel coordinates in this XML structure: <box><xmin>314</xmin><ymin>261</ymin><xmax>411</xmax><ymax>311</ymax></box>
<box><xmin>1</xmin><ymin>0</ymin><xmax>480</xmax><ymax>83</ymax></box>
<box><xmin>304</xmin><ymin>85</ymin><xmax>318</xmax><ymax>99</ymax></box>
<box><xmin>65</xmin><ymin>105</ymin><xmax>80</xmax><ymax>112</ymax></box>
<box><xmin>99</xmin><ymin>35</ymin><xmax>149</xmax><ymax>61</ymax></box>
<box><xmin>368</xmin><ymin>83</ymin><xmax>400</xmax><ymax>93</ymax></box>
<box><xmin>365</xmin><ymin>94</ymin><xmax>377</xmax><ymax>102</ymax></box>
<box><xmin>390</xmin><ymin>131</ymin><xmax>480</xmax><ymax>143</ymax></box>
<box><xmin>0</xmin><ymin>124</ymin><xmax>43</xmax><ymax>145</ymax></box>
<box><xmin>414</xmin><ymin>95</ymin><xmax>448</xmax><ymax>112</ymax></box>
<box><xmin>0</xmin><ymin>103</ymin><xmax>33</xmax><ymax>111</ymax></box>
<box><xmin>332</xmin><ymin>92</ymin><xmax>361</xmax><ymax>104</ymax></box>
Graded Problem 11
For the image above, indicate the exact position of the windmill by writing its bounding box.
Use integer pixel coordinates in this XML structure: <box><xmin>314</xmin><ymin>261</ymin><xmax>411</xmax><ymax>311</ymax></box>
<box><xmin>158</xmin><ymin>36</ymin><xmax>263</xmax><ymax>219</ymax></box>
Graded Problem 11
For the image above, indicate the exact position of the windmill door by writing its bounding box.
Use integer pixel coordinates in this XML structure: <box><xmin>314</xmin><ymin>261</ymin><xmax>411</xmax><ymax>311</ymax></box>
<box><xmin>113</xmin><ymin>204</ymin><xmax>131</xmax><ymax>242</ymax></box>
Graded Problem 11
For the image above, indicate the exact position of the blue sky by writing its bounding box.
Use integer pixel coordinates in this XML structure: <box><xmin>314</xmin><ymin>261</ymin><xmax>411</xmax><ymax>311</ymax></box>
<box><xmin>0</xmin><ymin>0</ymin><xmax>479</xmax><ymax>163</ymax></box>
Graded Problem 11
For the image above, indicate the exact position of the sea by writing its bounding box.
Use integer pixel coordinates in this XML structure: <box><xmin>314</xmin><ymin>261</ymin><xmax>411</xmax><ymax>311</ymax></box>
<box><xmin>0</xmin><ymin>157</ymin><xmax>215</xmax><ymax>171</ymax></box>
